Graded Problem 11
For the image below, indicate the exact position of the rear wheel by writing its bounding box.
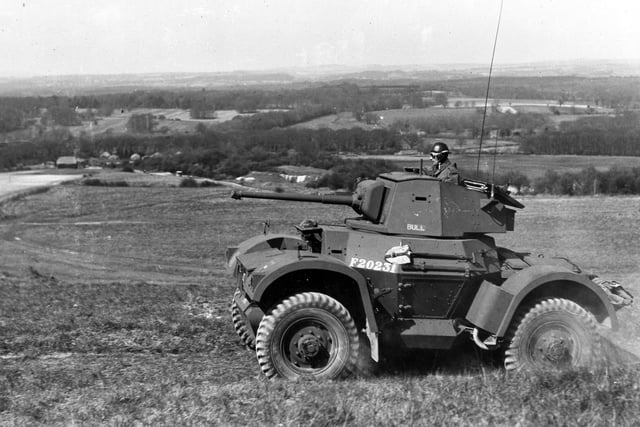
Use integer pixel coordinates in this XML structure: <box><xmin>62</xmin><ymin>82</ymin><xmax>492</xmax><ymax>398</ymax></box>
<box><xmin>230</xmin><ymin>290</ymin><xmax>255</xmax><ymax>350</ymax></box>
<box><xmin>504</xmin><ymin>298</ymin><xmax>602</xmax><ymax>371</ymax></box>
<box><xmin>255</xmin><ymin>292</ymin><xmax>359</xmax><ymax>380</ymax></box>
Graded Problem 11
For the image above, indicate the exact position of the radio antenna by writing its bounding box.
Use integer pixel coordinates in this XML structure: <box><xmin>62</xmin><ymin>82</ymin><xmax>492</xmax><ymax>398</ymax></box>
<box><xmin>476</xmin><ymin>0</ymin><xmax>504</xmax><ymax>176</ymax></box>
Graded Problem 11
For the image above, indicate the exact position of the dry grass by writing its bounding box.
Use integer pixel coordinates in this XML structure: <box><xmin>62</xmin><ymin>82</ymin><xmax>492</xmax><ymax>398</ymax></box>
<box><xmin>1</xmin><ymin>179</ymin><xmax>640</xmax><ymax>424</ymax></box>
<box><xmin>1</xmin><ymin>269</ymin><xmax>639</xmax><ymax>425</ymax></box>
<box><xmin>1</xmin><ymin>283</ymin><xmax>639</xmax><ymax>427</ymax></box>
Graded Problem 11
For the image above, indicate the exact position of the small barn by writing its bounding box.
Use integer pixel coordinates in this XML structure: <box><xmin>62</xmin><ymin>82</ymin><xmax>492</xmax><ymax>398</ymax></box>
<box><xmin>56</xmin><ymin>156</ymin><xmax>79</xmax><ymax>168</ymax></box>
<box><xmin>106</xmin><ymin>154</ymin><xmax>121</xmax><ymax>168</ymax></box>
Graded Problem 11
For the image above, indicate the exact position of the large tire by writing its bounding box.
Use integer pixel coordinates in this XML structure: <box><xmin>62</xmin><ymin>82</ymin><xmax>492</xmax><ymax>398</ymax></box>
<box><xmin>504</xmin><ymin>298</ymin><xmax>603</xmax><ymax>372</ymax></box>
<box><xmin>230</xmin><ymin>290</ymin><xmax>255</xmax><ymax>350</ymax></box>
<box><xmin>255</xmin><ymin>292</ymin><xmax>359</xmax><ymax>380</ymax></box>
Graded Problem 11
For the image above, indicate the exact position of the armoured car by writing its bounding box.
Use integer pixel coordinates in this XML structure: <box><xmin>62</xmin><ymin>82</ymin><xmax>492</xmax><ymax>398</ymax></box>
<box><xmin>227</xmin><ymin>172</ymin><xmax>632</xmax><ymax>379</ymax></box>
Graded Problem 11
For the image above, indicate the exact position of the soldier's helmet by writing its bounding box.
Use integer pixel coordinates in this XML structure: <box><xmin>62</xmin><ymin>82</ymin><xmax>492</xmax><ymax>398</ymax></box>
<box><xmin>430</xmin><ymin>141</ymin><xmax>450</xmax><ymax>162</ymax></box>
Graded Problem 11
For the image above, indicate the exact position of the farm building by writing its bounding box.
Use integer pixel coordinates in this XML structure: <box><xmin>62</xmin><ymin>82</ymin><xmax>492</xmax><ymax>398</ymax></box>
<box><xmin>496</xmin><ymin>105</ymin><xmax>518</xmax><ymax>114</ymax></box>
<box><xmin>106</xmin><ymin>154</ymin><xmax>121</xmax><ymax>167</ymax></box>
<box><xmin>56</xmin><ymin>156</ymin><xmax>80</xmax><ymax>168</ymax></box>
<box><xmin>279</xmin><ymin>174</ymin><xmax>308</xmax><ymax>184</ymax></box>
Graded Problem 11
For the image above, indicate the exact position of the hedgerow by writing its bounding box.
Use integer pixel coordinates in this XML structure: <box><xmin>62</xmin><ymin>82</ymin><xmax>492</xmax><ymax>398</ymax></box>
<box><xmin>534</xmin><ymin>166</ymin><xmax>640</xmax><ymax>195</ymax></box>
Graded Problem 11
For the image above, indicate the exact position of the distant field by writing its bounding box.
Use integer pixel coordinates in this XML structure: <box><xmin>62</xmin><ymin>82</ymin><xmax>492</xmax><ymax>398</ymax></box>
<box><xmin>291</xmin><ymin>101</ymin><xmax>613</xmax><ymax>133</ymax></box>
<box><xmin>377</xmin><ymin>106</ymin><xmax>479</xmax><ymax>123</ymax></box>
<box><xmin>0</xmin><ymin>102</ymin><xmax>614</xmax><ymax>143</ymax></box>
<box><xmin>93</xmin><ymin>103</ymin><xmax>607</xmax><ymax>136</ymax></box>
<box><xmin>291</xmin><ymin>108</ymin><xmax>480</xmax><ymax>131</ymax></box>
<box><xmin>64</xmin><ymin>107</ymin><xmax>295</xmax><ymax>138</ymax></box>
<box><xmin>1</xmin><ymin>179</ymin><xmax>639</xmax><ymax>424</ymax></box>
<box><xmin>448</xmin><ymin>97</ymin><xmax>613</xmax><ymax>113</ymax></box>
<box><xmin>289</xmin><ymin>111</ymin><xmax>379</xmax><ymax>131</ymax></box>
<box><xmin>67</xmin><ymin>108</ymin><xmax>239</xmax><ymax>137</ymax></box>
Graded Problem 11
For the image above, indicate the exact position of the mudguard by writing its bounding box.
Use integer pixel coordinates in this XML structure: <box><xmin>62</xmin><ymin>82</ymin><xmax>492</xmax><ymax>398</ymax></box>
<box><xmin>226</xmin><ymin>233</ymin><xmax>304</xmax><ymax>273</ymax></box>
<box><xmin>239</xmin><ymin>250</ymin><xmax>380</xmax><ymax>360</ymax></box>
<box><xmin>249</xmin><ymin>252</ymin><xmax>378</xmax><ymax>332</ymax></box>
<box><xmin>466</xmin><ymin>264</ymin><xmax>618</xmax><ymax>336</ymax></box>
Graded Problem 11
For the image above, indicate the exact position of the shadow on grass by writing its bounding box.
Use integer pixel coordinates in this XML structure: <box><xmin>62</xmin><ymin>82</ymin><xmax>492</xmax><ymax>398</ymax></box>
<box><xmin>370</xmin><ymin>340</ymin><xmax>501</xmax><ymax>377</ymax></box>
<box><xmin>365</xmin><ymin>334</ymin><xmax>640</xmax><ymax>378</ymax></box>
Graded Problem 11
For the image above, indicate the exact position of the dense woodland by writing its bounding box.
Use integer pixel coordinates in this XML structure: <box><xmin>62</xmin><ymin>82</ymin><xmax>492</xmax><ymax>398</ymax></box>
<box><xmin>1</xmin><ymin>75</ymin><xmax>640</xmax><ymax>195</ymax></box>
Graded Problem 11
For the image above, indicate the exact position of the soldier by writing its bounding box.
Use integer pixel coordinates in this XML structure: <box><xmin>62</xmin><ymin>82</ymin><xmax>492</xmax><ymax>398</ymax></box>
<box><xmin>428</xmin><ymin>141</ymin><xmax>460</xmax><ymax>184</ymax></box>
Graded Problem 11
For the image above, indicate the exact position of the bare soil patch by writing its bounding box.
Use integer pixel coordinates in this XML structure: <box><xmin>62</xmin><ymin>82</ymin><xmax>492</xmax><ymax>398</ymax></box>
<box><xmin>0</xmin><ymin>170</ymin><xmax>83</xmax><ymax>200</ymax></box>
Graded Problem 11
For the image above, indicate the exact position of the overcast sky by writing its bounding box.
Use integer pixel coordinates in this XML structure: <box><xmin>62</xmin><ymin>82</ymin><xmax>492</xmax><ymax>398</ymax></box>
<box><xmin>1</xmin><ymin>0</ymin><xmax>639</xmax><ymax>77</ymax></box>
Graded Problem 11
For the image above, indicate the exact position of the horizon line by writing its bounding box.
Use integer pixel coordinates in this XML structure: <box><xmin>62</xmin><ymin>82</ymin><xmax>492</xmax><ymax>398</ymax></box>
<box><xmin>1</xmin><ymin>58</ymin><xmax>640</xmax><ymax>80</ymax></box>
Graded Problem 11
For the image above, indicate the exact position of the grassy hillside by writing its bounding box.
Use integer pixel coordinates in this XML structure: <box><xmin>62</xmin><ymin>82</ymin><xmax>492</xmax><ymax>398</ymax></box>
<box><xmin>1</xmin><ymin>177</ymin><xmax>639</xmax><ymax>424</ymax></box>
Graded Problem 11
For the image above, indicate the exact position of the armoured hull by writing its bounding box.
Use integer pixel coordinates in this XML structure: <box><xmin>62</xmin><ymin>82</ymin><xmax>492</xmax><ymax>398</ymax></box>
<box><xmin>226</xmin><ymin>174</ymin><xmax>633</xmax><ymax>379</ymax></box>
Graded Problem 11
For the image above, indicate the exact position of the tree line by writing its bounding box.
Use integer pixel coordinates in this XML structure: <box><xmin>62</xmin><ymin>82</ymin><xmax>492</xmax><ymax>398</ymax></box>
<box><xmin>0</xmin><ymin>83</ymin><xmax>428</xmax><ymax>128</ymax></box>
<box><xmin>465</xmin><ymin>165</ymin><xmax>640</xmax><ymax>196</ymax></box>
<box><xmin>0</xmin><ymin>127</ymin><xmax>405</xmax><ymax>176</ymax></box>
<box><xmin>521</xmin><ymin>112</ymin><xmax>640</xmax><ymax>155</ymax></box>
<box><xmin>393</xmin><ymin>110</ymin><xmax>550</xmax><ymax>138</ymax></box>
<box><xmin>533</xmin><ymin>166</ymin><xmax>640</xmax><ymax>195</ymax></box>
<box><xmin>4</xmin><ymin>124</ymin><xmax>640</xmax><ymax>195</ymax></box>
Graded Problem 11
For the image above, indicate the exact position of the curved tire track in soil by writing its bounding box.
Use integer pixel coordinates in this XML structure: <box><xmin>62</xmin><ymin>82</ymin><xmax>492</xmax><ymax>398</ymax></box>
<box><xmin>0</xmin><ymin>178</ymin><xmax>218</xmax><ymax>285</ymax></box>
<box><xmin>0</xmin><ymin>225</ymin><xmax>215</xmax><ymax>285</ymax></box>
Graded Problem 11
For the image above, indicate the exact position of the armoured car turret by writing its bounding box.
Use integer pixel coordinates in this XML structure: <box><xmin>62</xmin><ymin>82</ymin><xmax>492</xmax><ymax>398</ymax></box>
<box><xmin>227</xmin><ymin>170</ymin><xmax>633</xmax><ymax>380</ymax></box>
<box><xmin>231</xmin><ymin>173</ymin><xmax>523</xmax><ymax>237</ymax></box>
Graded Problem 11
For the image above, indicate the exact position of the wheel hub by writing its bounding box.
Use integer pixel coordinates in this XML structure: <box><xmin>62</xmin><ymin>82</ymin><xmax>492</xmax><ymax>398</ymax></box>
<box><xmin>537</xmin><ymin>332</ymin><xmax>572</xmax><ymax>363</ymax></box>
<box><xmin>287</xmin><ymin>325</ymin><xmax>331</xmax><ymax>367</ymax></box>
<box><xmin>298</xmin><ymin>334</ymin><xmax>321</xmax><ymax>358</ymax></box>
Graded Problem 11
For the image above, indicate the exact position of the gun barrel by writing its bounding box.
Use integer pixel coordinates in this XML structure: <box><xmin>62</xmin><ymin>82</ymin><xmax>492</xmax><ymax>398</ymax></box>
<box><xmin>231</xmin><ymin>190</ymin><xmax>355</xmax><ymax>206</ymax></box>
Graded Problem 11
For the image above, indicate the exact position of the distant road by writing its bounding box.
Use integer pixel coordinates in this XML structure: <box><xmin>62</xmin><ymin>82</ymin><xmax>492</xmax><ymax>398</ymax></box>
<box><xmin>0</xmin><ymin>171</ymin><xmax>82</xmax><ymax>200</ymax></box>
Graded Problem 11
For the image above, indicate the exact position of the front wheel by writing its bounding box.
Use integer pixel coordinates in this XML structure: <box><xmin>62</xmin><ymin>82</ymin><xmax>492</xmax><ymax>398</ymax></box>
<box><xmin>504</xmin><ymin>298</ymin><xmax>602</xmax><ymax>371</ymax></box>
<box><xmin>255</xmin><ymin>292</ymin><xmax>359</xmax><ymax>380</ymax></box>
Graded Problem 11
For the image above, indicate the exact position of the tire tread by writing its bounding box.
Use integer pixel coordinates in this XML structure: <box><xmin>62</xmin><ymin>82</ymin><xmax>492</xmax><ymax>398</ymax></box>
<box><xmin>230</xmin><ymin>290</ymin><xmax>256</xmax><ymax>350</ymax></box>
<box><xmin>504</xmin><ymin>297</ymin><xmax>602</xmax><ymax>371</ymax></box>
<box><xmin>255</xmin><ymin>292</ymin><xmax>359</xmax><ymax>380</ymax></box>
